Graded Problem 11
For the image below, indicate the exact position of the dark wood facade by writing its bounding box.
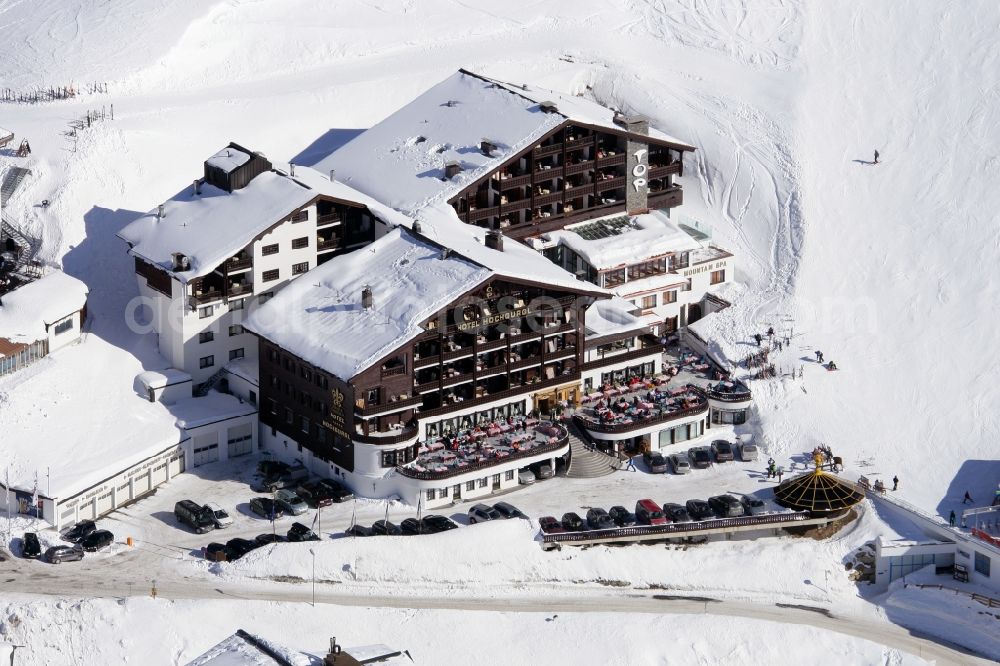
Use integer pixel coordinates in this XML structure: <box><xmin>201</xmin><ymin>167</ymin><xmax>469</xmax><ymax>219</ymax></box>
<box><xmin>204</xmin><ymin>142</ymin><xmax>273</xmax><ymax>192</ymax></box>
<box><xmin>447</xmin><ymin>121</ymin><xmax>689</xmax><ymax>239</ymax></box>
<box><xmin>135</xmin><ymin>257</ymin><xmax>172</xmax><ymax>296</ymax></box>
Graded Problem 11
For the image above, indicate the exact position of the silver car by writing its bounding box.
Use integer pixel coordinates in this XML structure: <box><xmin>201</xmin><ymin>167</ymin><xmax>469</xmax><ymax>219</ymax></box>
<box><xmin>668</xmin><ymin>454</ymin><xmax>691</xmax><ymax>474</ymax></box>
<box><xmin>740</xmin><ymin>443</ymin><xmax>759</xmax><ymax>462</ymax></box>
<box><xmin>274</xmin><ymin>489</ymin><xmax>308</xmax><ymax>516</ymax></box>
<box><xmin>741</xmin><ymin>495</ymin><xmax>768</xmax><ymax>516</ymax></box>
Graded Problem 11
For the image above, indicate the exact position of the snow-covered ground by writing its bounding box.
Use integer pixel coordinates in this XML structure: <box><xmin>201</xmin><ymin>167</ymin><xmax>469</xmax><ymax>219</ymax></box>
<box><xmin>1</xmin><ymin>0</ymin><xmax>997</xmax><ymax>663</ymax></box>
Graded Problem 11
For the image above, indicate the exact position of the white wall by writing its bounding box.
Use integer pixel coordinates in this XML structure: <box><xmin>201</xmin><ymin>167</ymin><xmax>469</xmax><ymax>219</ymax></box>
<box><xmin>45</xmin><ymin>308</ymin><xmax>84</xmax><ymax>353</ymax></box>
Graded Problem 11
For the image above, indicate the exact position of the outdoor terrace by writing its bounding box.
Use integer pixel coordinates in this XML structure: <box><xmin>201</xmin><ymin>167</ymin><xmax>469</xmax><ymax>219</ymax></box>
<box><xmin>575</xmin><ymin>382</ymin><xmax>708</xmax><ymax>435</ymax></box>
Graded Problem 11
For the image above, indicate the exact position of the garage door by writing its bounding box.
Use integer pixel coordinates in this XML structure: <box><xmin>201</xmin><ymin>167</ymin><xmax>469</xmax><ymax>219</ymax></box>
<box><xmin>95</xmin><ymin>490</ymin><xmax>114</xmax><ymax>516</ymax></box>
<box><xmin>227</xmin><ymin>423</ymin><xmax>253</xmax><ymax>458</ymax></box>
<box><xmin>150</xmin><ymin>462</ymin><xmax>167</xmax><ymax>486</ymax></box>
<box><xmin>192</xmin><ymin>443</ymin><xmax>219</xmax><ymax>467</ymax></box>
<box><xmin>169</xmin><ymin>452</ymin><xmax>185</xmax><ymax>477</ymax></box>
<box><xmin>133</xmin><ymin>473</ymin><xmax>151</xmax><ymax>495</ymax></box>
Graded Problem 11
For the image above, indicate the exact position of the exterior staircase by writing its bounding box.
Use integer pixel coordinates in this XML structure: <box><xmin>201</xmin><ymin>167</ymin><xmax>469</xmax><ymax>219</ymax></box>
<box><xmin>1</xmin><ymin>213</ymin><xmax>42</xmax><ymax>271</ymax></box>
<box><xmin>0</xmin><ymin>167</ymin><xmax>31</xmax><ymax>206</ymax></box>
<box><xmin>565</xmin><ymin>420</ymin><xmax>620</xmax><ymax>478</ymax></box>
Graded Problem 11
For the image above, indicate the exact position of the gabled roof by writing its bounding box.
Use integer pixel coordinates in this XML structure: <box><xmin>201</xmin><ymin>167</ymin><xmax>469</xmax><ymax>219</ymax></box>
<box><xmin>315</xmin><ymin>69</ymin><xmax>693</xmax><ymax>216</ymax></box>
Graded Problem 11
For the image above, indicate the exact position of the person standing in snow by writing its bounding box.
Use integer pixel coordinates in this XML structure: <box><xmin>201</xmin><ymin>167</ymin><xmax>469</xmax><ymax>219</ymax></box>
<box><xmin>949</xmin><ymin>510</ymin><xmax>956</xmax><ymax>527</ymax></box>
<box><xmin>963</xmin><ymin>491</ymin><xmax>974</xmax><ymax>504</ymax></box>
<box><xmin>873</xmin><ymin>149</ymin><xmax>880</xmax><ymax>164</ymax></box>
<box><xmin>754</xmin><ymin>333</ymin><xmax>762</xmax><ymax>346</ymax></box>
<box><xmin>892</xmin><ymin>475</ymin><xmax>899</xmax><ymax>491</ymax></box>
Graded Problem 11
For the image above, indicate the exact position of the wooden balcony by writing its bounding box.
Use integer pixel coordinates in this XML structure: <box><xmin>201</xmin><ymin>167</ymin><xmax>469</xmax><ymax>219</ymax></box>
<box><xmin>534</xmin><ymin>191</ymin><xmax>564</xmax><ymax>207</ymax></box>
<box><xmin>564</xmin><ymin>136</ymin><xmax>594</xmax><ymax>150</ymax></box>
<box><xmin>498</xmin><ymin>173</ymin><xmax>532</xmax><ymax>190</ymax></box>
<box><xmin>565</xmin><ymin>161</ymin><xmax>594</xmax><ymax>176</ymax></box>
<box><xmin>442</xmin><ymin>371</ymin><xmax>474</xmax><ymax>388</ymax></box>
<box><xmin>468</xmin><ymin>206</ymin><xmax>499</xmax><ymax>222</ymax></box>
<box><xmin>649</xmin><ymin>163</ymin><xmax>682</xmax><ymax>178</ymax></box>
<box><xmin>581</xmin><ymin>344</ymin><xmax>663</xmax><ymax>372</ymax></box>
<box><xmin>412</xmin><ymin>354</ymin><xmax>440</xmax><ymax>369</ymax></box>
<box><xmin>380</xmin><ymin>365</ymin><xmax>407</xmax><ymax>378</ymax></box>
<box><xmin>596</xmin><ymin>153</ymin><xmax>625</xmax><ymax>167</ymax></box>
<box><xmin>226</xmin><ymin>256</ymin><xmax>252</xmax><ymax>271</ymax></box>
<box><xmin>316</xmin><ymin>213</ymin><xmax>341</xmax><ymax>227</ymax></box>
<box><xmin>595</xmin><ymin>176</ymin><xmax>625</xmax><ymax>192</ymax></box>
<box><xmin>647</xmin><ymin>186</ymin><xmax>683</xmax><ymax>209</ymax></box>
<box><xmin>533</xmin><ymin>142</ymin><xmax>563</xmax><ymax>157</ymax></box>
<box><xmin>354</xmin><ymin>424</ymin><xmax>419</xmax><ymax>445</ymax></box>
<box><xmin>317</xmin><ymin>238</ymin><xmax>339</xmax><ymax>252</ymax></box>
<box><xmin>418</xmin><ymin>372</ymin><xmax>581</xmax><ymax>419</ymax></box>
<box><xmin>190</xmin><ymin>290</ymin><xmax>223</xmax><ymax>304</ymax></box>
<box><xmin>355</xmin><ymin>394</ymin><xmax>423</xmax><ymax>417</ymax></box>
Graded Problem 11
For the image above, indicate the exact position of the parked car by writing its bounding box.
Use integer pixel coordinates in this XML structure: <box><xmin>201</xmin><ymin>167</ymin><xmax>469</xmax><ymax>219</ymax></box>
<box><xmin>708</xmin><ymin>494</ymin><xmax>745</xmax><ymax>518</ymax></box>
<box><xmin>493</xmin><ymin>502</ymin><xmax>527</xmax><ymax>520</ymax></box>
<box><xmin>643</xmin><ymin>451</ymin><xmax>668</xmax><ymax>474</ymax></box>
<box><xmin>249</xmin><ymin>497</ymin><xmax>284</xmax><ymax>520</ymax></box>
<box><xmin>287</xmin><ymin>522</ymin><xmax>321</xmax><ymax>542</ymax></box>
<box><xmin>688</xmin><ymin>447</ymin><xmax>713</xmax><ymax>469</ymax></box>
<box><xmin>538</xmin><ymin>516</ymin><xmax>566</xmax><ymax>534</ymax></box>
<box><xmin>560</xmin><ymin>512</ymin><xmax>585</xmax><ymax>532</ymax></box>
<box><xmin>400</xmin><ymin>518</ymin><xmax>422</xmax><ymax>536</ymax></box>
<box><xmin>296</xmin><ymin>480</ymin><xmax>335</xmax><ymax>507</ymax></box>
<box><xmin>44</xmin><ymin>545</ymin><xmax>84</xmax><ymax>564</ymax></box>
<box><xmin>62</xmin><ymin>520</ymin><xmax>97</xmax><ymax>543</ymax></box>
<box><xmin>257</xmin><ymin>460</ymin><xmax>290</xmax><ymax>477</ymax></box>
<box><xmin>608</xmin><ymin>505</ymin><xmax>637</xmax><ymax>527</ymax></box>
<box><xmin>251</xmin><ymin>474</ymin><xmax>297</xmax><ymax>493</ymax></box>
<box><xmin>274</xmin><ymin>489</ymin><xmax>309</xmax><ymax>516</ymax></box>
<box><xmin>254</xmin><ymin>533</ymin><xmax>287</xmax><ymax>546</ymax></box>
<box><xmin>371</xmin><ymin>520</ymin><xmax>402</xmax><ymax>536</ymax></box>
<box><xmin>420</xmin><ymin>515</ymin><xmax>458</xmax><ymax>534</ymax></box>
<box><xmin>81</xmin><ymin>529</ymin><xmax>114</xmax><ymax>552</ymax></box>
<box><xmin>468</xmin><ymin>503</ymin><xmax>503</xmax><ymax>524</ymax></box>
<box><xmin>711</xmin><ymin>440</ymin><xmax>735</xmax><ymax>462</ymax></box>
<box><xmin>741</xmin><ymin>495</ymin><xmax>768</xmax><ymax>516</ymax></box>
<box><xmin>205</xmin><ymin>542</ymin><xmax>228</xmax><ymax>561</ymax></box>
<box><xmin>317</xmin><ymin>478</ymin><xmax>354</xmax><ymax>503</ymax></box>
<box><xmin>662</xmin><ymin>503</ymin><xmax>693</xmax><ymax>523</ymax></box>
<box><xmin>530</xmin><ymin>462</ymin><xmax>554</xmax><ymax>480</ymax></box>
<box><xmin>344</xmin><ymin>524</ymin><xmax>372</xmax><ymax>536</ymax></box>
<box><xmin>668</xmin><ymin>454</ymin><xmax>691</xmax><ymax>474</ymax></box>
<box><xmin>175</xmin><ymin>500</ymin><xmax>216</xmax><ymax>534</ymax></box>
<box><xmin>224</xmin><ymin>538</ymin><xmax>258</xmax><ymax>561</ymax></box>
<box><xmin>635</xmin><ymin>499</ymin><xmax>668</xmax><ymax>526</ymax></box>
<box><xmin>585</xmin><ymin>507</ymin><xmax>615</xmax><ymax>530</ymax></box>
<box><xmin>685</xmin><ymin>499</ymin><xmax>714</xmax><ymax>521</ymax></box>
<box><xmin>204</xmin><ymin>502</ymin><xmax>234</xmax><ymax>528</ymax></box>
<box><xmin>517</xmin><ymin>469</ymin><xmax>536</xmax><ymax>485</ymax></box>
<box><xmin>21</xmin><ymin>532</ymin><xmax>41</xmax><ymax>559</ymax></box>
<box><xmin>740</xmin><ymin>442</ymin><xmax>759</xmax><ymax>462</ymax></box>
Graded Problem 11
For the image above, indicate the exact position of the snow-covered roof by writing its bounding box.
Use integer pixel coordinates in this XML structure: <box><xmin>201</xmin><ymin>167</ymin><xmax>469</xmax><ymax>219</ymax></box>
<box><xmin>186</xmin><ymin>631</ymin><xmax>311</xmax><ymax>666</ymax></box>
<box><xmin>118</xmin><ymin>155</ymin><xmax>411</xmax><ymax>284</ymax></box>
<box><xmin>546</xmin><ymin>209</ymin><xmax>702</xmax><ymax>271</ymax></box>
<box><xmin>223</xmin><ymin>357</ymin><xmax>258</xmax><ymax>386</ymax></box>
<box><xmin>172</xmin><ymin>391</ymin><xmax>257</xmax><ymax>430</ymax></box>
<box><xmin>205</xmin><ymin>145</ymin><xmax>251</xmax><ymax>173</ymax></box>
<box><xmin>315</xmin><ymin>69</ymin><xmax>693</xmax><ymax>215</ymax></box>
<box><xmin>245</xmin><ymin>227</ymin><xmax>491</xmax><ymax>380</ymax></box>
<box><xmin>585</xmin><ymin>296</ymin><xmax>648</xmax><ymax>339</ymax></box>
<box><xmin>136</xmin><ymin>368</ymin><xmax>191</xmax><ymax>391</ymax></box>
<box><xmin>0</xmin><ymin>271</ymin><xmax>88</xmax><ymax>345</ymax></box>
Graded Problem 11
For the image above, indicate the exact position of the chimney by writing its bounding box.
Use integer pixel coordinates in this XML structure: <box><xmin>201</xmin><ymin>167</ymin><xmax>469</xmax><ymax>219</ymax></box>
<box><xmin>539</xmin><ymin>101</ymin><xmax>558</xmax><ymax>114</ymax></box>
<box><xmin>361</xmin><ymin>286</ymin><xmax>373</xmax><ymax>310</ymax></box>
<box><xmin>412</xmin><ymin>220</ymin><xmax>422</xmax><ymax>234</ymax></box>
<box><xmin>624</xmin><ymin>114</ymin><xmax>649</xmax><ymax>136</ymax></box>
<box><xmin>612</xmin><ymin>111</ymin><xmax>627</xmax><ymax>127</ymax></box>
<box><xmin>485</xmin><ymin>230</ymin><xmax>504</xmax><ymax>252</ymax></box>
<box><xmin>480</xmin><ymin>139</ymin><xmax>497</xmax><ymax>156</ymax></box>
<box><xmin>324</xmin><ymin>637</ymin><xmax>342</xmax><ymax>666</ymax></box>
<box><xmin>193</xmin><ymin>179</ymin><xmax>202</xmax><ymax>195</ymax></box>
<box><xmin>444</xmin><ymin>161</ymin><xmax>462</xmax><ymax>179</ymax></box>
<box><xmin>329</xmin><ymin>169</ymin><xmax>336</xmax><ymax>182</ymax></box>
<box><xmin>171</xmin><ymin>252</ymin><xmax>189</xmax><ymax>271</ymax></box>
<box><xmin>157</xmin><ymin>204</ymin><xmax>165</xmax><ymax>219</ymax></box>
<box><xmin>289</xmin><ymin>162</ymin><xmax>296</xmax><ymax>177</ymax></box>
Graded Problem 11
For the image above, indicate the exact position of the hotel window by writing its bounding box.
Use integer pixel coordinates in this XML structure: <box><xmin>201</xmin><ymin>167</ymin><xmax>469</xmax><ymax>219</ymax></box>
<box><xmin>199</xmin><ymin>331</ymin><xmax>214</xmax><ymax>344</ymax></box>
<box><xmin>262</xmin><ymin>269</ymin><xmax>279</xmax><ymax>282</ymax></box>
<box><xmin>198</xmin><ymin>305</ymin><xmax>213</xmax><ymax>319</ymax></box>
<box><xmin>199</xmin><ymin>355</ymin><xmax>214</xmax><ymax>369</ymax></box>
<box><xmin>663</xmin><ymin>290</ymin><xmax>677</xmax><ymax>304</ymax></box>
<box><xmin>285</xmin><ymin>408</ymin><xmax>294</xmax><ymax>425</ymax></box>
<box><xmin>258</xmin><ymin>291</ymin><xmax>274</xmax><ymax>304</ymax></box>
<box><xmin>640</xmin><ymin>295</ymin><xmax>656</xmax><ymax>309</ymax></box>
<box><xmin>505</xmin><ymin>470</ymin><xmax>515</xmax><ymax>481</ymax></box>
<box><xmin>249</xmin><ymin>390</ymin><xmax>257</xmax><ymax>406</ymax></box>
<box><xmin>292</xmin><ymin>237</ymin><xmax>309</xmax><ymax>249</ymax></box>
<box><xmin>300</xmin><ymin>416</ymin><xmax>310</xmax><ymax>433</ymax></box>
<box><xmin>291</xmin><ymin>210</ymin><xmax>309</xmax><ymax>223</ymax></box>
<box><xmin>301</xmin><ymin>366</ymin><xmax>312</xmax><ymax>381</ymax></box>
<box><xmin>437</xmin><ymin>488</ymin><xmax>448</xmax><ymax>499</ymax></box>
<box><xmin>266</xmin><ymin>398</ymin><xmax>277</xmax><ymax>415</ymax></box>
<box><xmin>292</xmin><ymin>261</ymin><xmax>309</xmax><ymax>275</ymax></box>
<box><xmin>53</xmin><ymin>318</ymin><xmax>73</xmax><ymax>335</ymax></box>
<box><xmin>229</xmin><ymin>324</ymin><xmax>244</xmax><ymax>336</ymax></box>
<box><xmin>229</xmin><ymin>298</ymin><xmax>245</xmax><ymax>311</ymax></box>
<box><xmin>267</xmin><ymin>348</ymin><xmax>278</xmax><ymax>362</ymax></box>
<box><xmin>477</xmin><ymin>477</ymin><xmax>488</xmax><ymax>488</ymax></box>
<box><xmin>466</xmin><ymin>481</ymin><xmax>475</xmax><ymax>492</ymax></box>
<box><xmin>710</xmin><ymin>269</ymin><xmax>725</xmax><ymax>285</ymax></box>
<box><xmin>603</xmin><ymin>268</ymin><xmax>626</xmax><ymax>288</ymax></box>
<box><xmin>229</xmin><ymin>348</ymin><xmax>244</xmax><ymax>361</ymax></box>
<box><xmin>975</xmin><ymin>552</ymin><xmax>991</xmax><ymax>576</ymax></box>
<box><xmin>664</xmin><ymin>316</ymin><xmax>679</xmax><ymax>333</ymax></box>
<box><xmin>261</xmin><ymin>243</ymin><xmax>279</xmax><ymax>256</ymax></box>
<box><xmin>426</xmin><ymin>489</ymin><xmax>435</xmax><ymax>501</ymax></box>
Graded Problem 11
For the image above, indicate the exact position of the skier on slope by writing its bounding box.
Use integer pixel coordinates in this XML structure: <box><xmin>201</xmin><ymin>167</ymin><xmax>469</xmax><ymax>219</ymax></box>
<box><xmin>874</xmin><ymin>149</ymin><xmax>880</xmax><ymax>164</ymax></box>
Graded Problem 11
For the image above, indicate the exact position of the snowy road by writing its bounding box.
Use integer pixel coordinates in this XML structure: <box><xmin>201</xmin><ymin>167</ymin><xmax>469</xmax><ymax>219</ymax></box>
<box><xmin>0</xmin><ymin>559</ymin><xmax>988</xmax><ymax>666</ymax></box>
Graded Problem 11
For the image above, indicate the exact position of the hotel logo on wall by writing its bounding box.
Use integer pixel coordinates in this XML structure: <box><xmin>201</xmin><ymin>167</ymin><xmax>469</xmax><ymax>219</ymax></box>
<box><xmin>323</xmin><ymin>387</ymin><xmax>351</xmax><ymax>440</ymax></box>
<box><xmin>631</xmin><ymin>148</ymin><xmax>648</xmax><ymax>192</ymax></box>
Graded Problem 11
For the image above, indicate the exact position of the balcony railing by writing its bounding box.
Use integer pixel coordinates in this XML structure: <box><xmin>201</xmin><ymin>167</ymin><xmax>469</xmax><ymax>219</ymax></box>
<box><xmin>413</xmin><ymin>354</ymin><xmax>440</xmax><ymax>369</ymax></box>
<box><xmin>574</xmin><ymin>387</ymin><xmax>709</xmax><ymax>435</ymax></box>
<box><xmin>468</xmin><ymin>206</ymin><xmax>500</xmax><ymax>222</ymax></box>
<box><xmin>395</xmin><ymin>435</ymin><xmax>568</xmax><ymax>480</ymax></box>
<box><xmin>355</xmin><ymin>394</ymin><xmax>423</xmax><ymax>417</ymax></box>
<box><xmin>316</xmin><ymin>213</ymin><xmax>341</xmax><ymax>226</ymax></box>
<box><xmin>565</xmin><ymin>161</ymin><xmax>594</xmax><ymax>176</ymax></box>
<box><xmin>498</xmin><ymin>173</ymin><xmax>532</xmax><ymax>190</ymax></box>
<box><xmin>581</xmin><ymin>345</ymin><xmax>662</xmax><ymax>372</ymax></box>
<box><xmin>649</xmin><ymin>163</ymin><xmax>682</xmax><ymax>178</ymax></box>
<box><xmin>317</xmin><ymin>238</ymin><xmax>339</xmax><ymax>252</ymax></box>
<box><xmin>647</xmin><ymin>186</ymin><xmax>683</xmax><ymax>208</ymax></box>
<box><xmin>596</xmin><ymin>153</ymin><xmax>625</xmax><ymax>166</ymax></box>
<box><xmin>354</xmin><ymin>424</ymin><xmax>419</xmax><ymax>445</ymax></box>
<box><xmin>706</xmin><ymin>386</ymin><xmax>753</xmax><ymax>403</ymax></box>
<box><xmin>227</xmin><ymin>256</ymin><xmax>252</xmax><ymax>271</ymax></box>
<box><xmin>380</xmin><ymin>365</ymin><xmax>407</xmax><ymax>379</ymax></box>
<box><xmin>533</xmin><ymin>142</ymin><xmax>563</xmax><ymax>157</ymax></box>
<box><xmin>190</xmin><ymin>290</ymin><xmax>223</xmax><ymax>304</ymax></box>
<box><xmin>595</xmin><ymin>176</ymin><xmax>625</xmax><ymax>192</ymax></box>
<box><xmin>419</xmin><ymin>372</ymin><xmax>580</xmax><ymax>419</ymax></box>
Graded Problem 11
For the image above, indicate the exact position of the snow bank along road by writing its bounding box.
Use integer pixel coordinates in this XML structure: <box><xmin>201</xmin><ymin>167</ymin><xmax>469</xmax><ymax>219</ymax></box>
<box><xmin>0</xmin><ymin>556</ymin><xmax>989</xmax><ymax>666</ymax></box>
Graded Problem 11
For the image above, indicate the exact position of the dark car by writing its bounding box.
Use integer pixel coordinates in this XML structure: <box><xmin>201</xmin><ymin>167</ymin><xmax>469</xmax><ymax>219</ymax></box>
<box><xmin>317</xmin><ymin>478</ymin><xmax>354</xmax><ymax>503</ymax></box>
<box><xmin>62</xmin><ymin>520</ymin><xmax>96</xmax><ymax>543</ymax></box>
<box><xmin>711</xmin><ymin>440</ymin><xmax>735</xmax><ymax>463</ymax></box>
<box><xmin>685</xmin><ymin>499</ymin><xmax>715</xmax><ymax>521</ymax></box>
<box><xmin>254</xmin><ymin>533</ymin><xmax>287</xmax><ymax>547</ymax></box>
<box><xmin>468</xmin><ymin>503</ymin><xmax>502</xmax><ymax>524</ymax></box>
<box><xmin>586</xmin><ymin>507</ymin><xmax>615</xmax><ymax>530</ymax></box>
<box><xmin>708</xmin><ymin>494</ymin><xmax>745</xmax><ymax>518</ymax></box>
<box><xmin>345</xmin><ymin>524</ymin><xmax>372</xmax><ymax>537</ymax></box>
<box><xmin>371</xmin><ymin>519</ymin><xmax>402</xmax><ymax>536</ymax></box>
<box><xmin>560</xmin><ymin>512</ymin><xmax>585</xmax><ymax>532</ymax></box>
<box><xmin>688</xmin><ymin>447</ymin><xmax>713</xmax><ymax>469</ymax></box>
<box><xmin>45</xmin><ymin>545</ymin><xmax>84</xmax><ymax>564</ymax></box>
<box><xmin>400</xmin><ymin>518</ymin><xmax>422</xmax><ymax>536</ymax></box>
<box><xmin>205</xmin><ymin>542</ymin><xmax>228</xmax><ymax>561</ymax></box>
<box><xmin>741</xmin><ymin>495</ymin><xmax>768</xmax><ymax>516</ymax></box>
<box><xmin>296</xmin><ymin>480</ymin><xmax>335</xmax><ymax>507</ymax></box>
<box><xmin>21</xmin><ymin>532</ymin><xmax>41</xmax><ymax>559</ymax></box>
<box><xmin>420</xmin><ymin>515</ymin><xmax>458</xmax><ymax>534</ymax></box>
<box><xmin>249</xmin><ymin>497</ymin><xmax>284</xmax><ymax>520</ymax></box>
<box><xmin>287</xmin><ymin>522</ymin><xmax>321</xmax><ymax>542</ymax></box>
<box><xmin>663</xmin><ymin>503</ymin><xmax>693</xmax><ymax>523</ymax></box>
<box><xmin>493</xmin><ymin>502</ymin><xmax>527</xmax><ymax>520</ymax></box>
<box><xmin>643</xmin><ymin>451</ymin><xmax>668</xmax><ymax>474</ymax></box>
<box><xmin>175</xmin><ymin>500</ymin><xmax>216</xmax><ymax>534</ymax></box>
<box><xmin>608</xmin><ymin>505</ymin><xmax>637</xmax><ymax>527</ymax></box>
<box><xmin>257</xmin><ymin>460</ymin><xmax>291</xmax><ymax>477</ymax></box>
<box><xmin>225</xmin><ymin>538</ymin><xmax>258</xmax><ymax>561</ymax></box>
<box><xmin>539</xmin><ymin>516</ymin><xmax>566</xmax><ymax>534</ymax></box>
<box><xmin>80</xmin><ymin>529</ymin><xmax>114</xmax><ymax>552</ymax></box>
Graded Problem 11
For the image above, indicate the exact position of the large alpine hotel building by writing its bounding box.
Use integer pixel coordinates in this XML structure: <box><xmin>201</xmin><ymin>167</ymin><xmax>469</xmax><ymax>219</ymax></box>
<box><xmin>119</xmin><ymin>70</ymin><xmax>739</xmax><ymax>507</ymax></box>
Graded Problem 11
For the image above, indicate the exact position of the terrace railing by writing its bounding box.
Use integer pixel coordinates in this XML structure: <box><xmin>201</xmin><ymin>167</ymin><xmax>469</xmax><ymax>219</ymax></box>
<box><xmin>396</xmin><ymin>434</ymin><xmax>568</xmax><ymax>481</ymax></box>
<box><xmin>574</xmin><ymin>386</ymin><xmax>709</xmax><ymax>435</ymax></box>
